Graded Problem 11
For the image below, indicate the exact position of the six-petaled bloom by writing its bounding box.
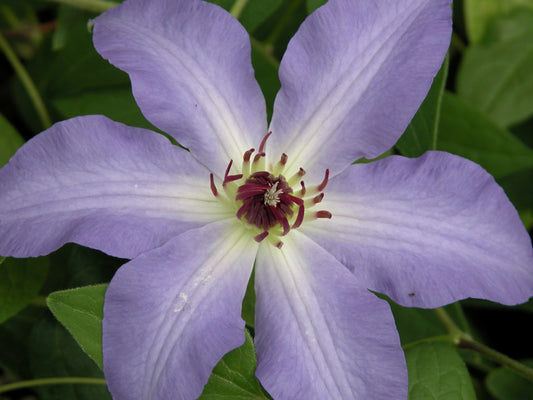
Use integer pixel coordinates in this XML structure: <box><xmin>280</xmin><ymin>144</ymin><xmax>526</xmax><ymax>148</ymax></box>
<box><xmin>1</xmin><ymin>0</ymin><xmax>533</xmax><ymax>399</ymax></box>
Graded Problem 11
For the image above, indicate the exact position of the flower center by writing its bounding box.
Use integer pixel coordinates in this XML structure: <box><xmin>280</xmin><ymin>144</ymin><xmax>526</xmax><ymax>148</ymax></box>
<box><xmin>209</xmin><ymin>132</ymin><xmax>331</xmax><ymax>248</ymax></box>
<box><xmin>236</xmin><ymin>172</ymin><xmax>299</xmax><ymax>236</ymax></box>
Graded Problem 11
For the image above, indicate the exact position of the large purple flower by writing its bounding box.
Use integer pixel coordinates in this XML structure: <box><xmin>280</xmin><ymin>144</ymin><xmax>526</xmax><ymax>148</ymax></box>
<box><xmin>1</xmin><ymin>0</ymin><xmax>533</xmax><ymax>399</ymax></box>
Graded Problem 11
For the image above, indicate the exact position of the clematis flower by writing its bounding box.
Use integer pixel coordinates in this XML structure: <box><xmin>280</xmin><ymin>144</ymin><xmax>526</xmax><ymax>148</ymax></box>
<box><xmin>1</xmin><ymin>0</ymin><xmax>533</xmax><ymax>398</ymax></box>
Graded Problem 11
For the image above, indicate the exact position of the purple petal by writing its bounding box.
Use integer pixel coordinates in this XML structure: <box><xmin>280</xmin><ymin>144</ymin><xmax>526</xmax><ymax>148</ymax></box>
<box><xmin>92</xmin><ymin>0</ymin><xmax>267</xmax><ymax>175</ymax></box>
<box><xmin>302</xmin><ymin>152</ymin><xmax>533</xmax><ymax>308</ymax></box>
<box><xmin>254</xmin><ymin>232</ymin><xmax>406</xmax><ymax>400</ymax></box>
<box><xmin>0</xmin><ymin>115</ymin><xmax>226</xmax><ymax>259</ymax></box>
<box><xmin>269</xmin><ymin>0</ymin><xmax>452</xmax><ymax>181</ymax></box>
<box><xmin>103</xmin><ymin>220</ymin><xmax>257</xmax><ymax>400</ymax></box>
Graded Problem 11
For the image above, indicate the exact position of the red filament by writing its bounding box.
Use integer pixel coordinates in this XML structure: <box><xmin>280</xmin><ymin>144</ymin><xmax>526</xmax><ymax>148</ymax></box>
<box><xmin>209</xmin><ymin>174</ymin><xmax>218</xmax><ymax>196</ymax></box>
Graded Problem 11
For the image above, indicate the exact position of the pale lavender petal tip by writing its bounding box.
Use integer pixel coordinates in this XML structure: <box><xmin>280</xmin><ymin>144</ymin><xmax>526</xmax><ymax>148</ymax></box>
<box><xmin>303</xmin><ymin>151</ymin><xmax>533</xmax><ymax>308</ymax></box>
<box><xmin>103</xmin><ymin>220</ymin><xmax>257</xmax><ymax>400</ymax></box>
<box><xmin>255</xmin><ymin>232</ymin><xmax>407</xmax><ymax>400</ymax></box>
<box><xmin>270</xmin><ymin>0</ymin><xmax>452</xmax><ymax>181</ymax></box>
<box><xmin>0</xmin><ymin>115</ymin><xmax>215</xmax><ymax>259</ymax></box>
<box><xmin>92</xmin><ymin>0</ymin><xmax>267</xmax><ymax>174</ymax></box>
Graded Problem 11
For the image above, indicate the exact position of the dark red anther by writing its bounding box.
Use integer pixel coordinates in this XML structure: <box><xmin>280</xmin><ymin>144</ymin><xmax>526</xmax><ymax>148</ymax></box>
<box><xmin>225</xmin><ymin>173</ymin><xmax>243</xmax><ymax>184</ymax></box>
<box><xmin>253</xmin><ymin>152</ymin><xmax>265</xmax><ymax>164</ymax></box>
<box><xmin>279</xmin><ymin>153</ymin><xmax>288</xmax><ymax>166</ymax></box>
<box><xmin>210</xmin><ymin>174</ymin><xmax>218</xmax><ymax>197</ymax></box>
<box><xmin>222</xmin><ymin>159</ymin><xmax>243</xmax><ymax>185</ymax></box>
<box><xmin>285</xmin><ymin>194</ymin><xmax>304</xmax><ymax>206</ymax></box>
<box><xmin>243</xmin><ymin>149</ymin><xmax>255</xmax><ymax>162</ymax></box>
<box><xmin>236</xmin><ymin>184</ymin><xmax>269</xmax><ymax>200</ymax></box>
<box><xmin>236</xmin><ymin>204</ymin><xmax>247</xmax><ymax>219</ymax></box>
<box><xmin>316</xmin><ymin>210</ymin><xmax>332</xmax><ymax>219</ymax></box>
<box><xmin>278</xmin><ymin>203</ymin><xmax>294</xmax><ymax>217</ymax></box>
<box><xmin>298</xmin><ymin>168</ymin><xmax>306</xmax><ymax>177</ymax></box>
<box><xmin>224</xmin><ymin>160</ymin><xmax>233</xmax><ymax>180</ymax></box>
<box><xmin>258</xmin><ymin>131</ymin><xmax>272</xmax><ymax>153</ymax></box>
<box><xmin>292</xmin><ymin>203</ymin><xmax>305</xmax><ymax>229</ymax></box>
<box><xmin>276</xmin><ymin>241</ymin><xmax>284</xmax><ymax>249</ymax></box>
<box><xmin>254</xmin><ymin>231</ymin><xmax>269</xmax><ymax>243</ymax></box>
<box><xmin>313</xmin><ymin>193</ymin><xmax>324</xmax><ymax>204</ymax></box>
<box><xmin>317</xmin><ymin>169</ymin><xmax>329</xmax><ymax>192</ymax></box>
<box><xmin>250</xmin><ymin>171</ymin><xmax>271</xmax><ymax>179</ymax></box>
<box><xmin>299</xmin><ymin>181</ymin><xmax>306</xmax><ymax>196</ymax></box>
<box><xmin>271</xmin><ymin>206</ymin><xmax>290</xmax><ymax>235</ymax></box>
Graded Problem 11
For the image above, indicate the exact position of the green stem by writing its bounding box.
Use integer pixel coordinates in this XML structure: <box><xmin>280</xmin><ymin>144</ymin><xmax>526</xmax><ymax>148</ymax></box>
<box><xmin>0</xmin><ymin>377</ymin><xmax>107</xmax><ymax>394</ymax></box>
<box><xmin>264</xmin><ymin>0</ymin><xmax>304</xmax><ymax>46</ymax></box>
<box><xmin>251</xmin><ymin>36</ymin><xmax>280</xmax><ymax>69</ymax></box>
<box><xmin>229</xmin><ymin>0</ymin><xmax>249</xmax><ymax>19</ymax></box>
<box><xmin>46</xmin><ymin>0</ymin><xmax>118</xmax><ymax>13</ymax></box>
<box><xmin>434</xmin><ymin>307</ymin><xmax>464</xmax><ymax>340</ymax></box>
<box><xmin>0</xmin><ymin>33</ymin><xmax>51</xmax><ymax>129</ymax></box>
<box><xmin>452</xmin><ymin>302</ymin><xmax>475</xmax><ymax>337</ymax></box>
<box><xmin>435</xmin><ymin>306</ymin><xmax>533</xmax><ymax>381</ymax></box>
<box><xmin>458</xmin><ymin>337</ymin><xmax>533</xmax><ymax>382</ymax></box>
<box><xmin>402</xmin><ymin>334</ymin><xmax>455</xmax><ymax>351</ymax></box>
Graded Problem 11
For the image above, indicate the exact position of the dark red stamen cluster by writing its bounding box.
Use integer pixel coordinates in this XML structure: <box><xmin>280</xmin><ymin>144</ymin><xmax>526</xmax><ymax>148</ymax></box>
<box><xmin>209</xmin><ymin>132</ymin><xmax>332</xmax><ymax>248</ymax></box>
<box><xmin>235</xmin><ymin>172</ymin><xmax>303</xmax><ymax>236</ymax></box>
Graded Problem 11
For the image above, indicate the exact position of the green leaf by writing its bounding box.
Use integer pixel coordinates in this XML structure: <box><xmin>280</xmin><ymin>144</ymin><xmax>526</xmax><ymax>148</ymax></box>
<box><xmin>241</xmin><ymin>268</ymin><xmax>256</xmax><ymax>328</ymax></box>
<box><xmin>0</xmin><ymin>257</ymin><xmax>49</xmax><ymax>324</ymax></box>
<box><xmin>207</xmin><ymin>0</ymin><xmax>283</xmax><ymax>32</ymax></box>
<box><xmin>13</xmin><ymin>7</ymin><xmax>129</xmax><ymax>133</ymax></box>
<box><xmin>0</xmin><ymin>114</ymin><xmax>25</xmax><ymax>167</ymax></box>
<box><xmin>498</xmin><ymin>167</ymin><xmax>533</xmax><ymax>229</ymax></box>
<box><xmin>438</xmin><ymin>92</ymin><xmax>533</xmax><ymax>179</ymax></box>
<box><xmin>239</xmin><ymin>0</ymin><xmax>284</xmax><ymax>32</ymax></box>
<box><xmin>28</xmin><ymin>316</ymin><xmax>111</xmax><ymax>400</ymax></box>
<box><xmin>406</xmin><ymin>342</ymin><xmax>477</xmax><ymax>400</ymax></box>
<box><xmin>47</xmin><ymin>284</ymin><xmax>108</xmax><ymax>369</ymax></box>
<box><xmin>52</xmin><ymin>87</ymin><xmax>156</xmax><ymax>131</ymax></box>
<box><xmin>472</xmin><ymin>376</ymin><xmax>494</xmax><ymax>400</ymax></box>
<box><xmin>457</xmin><ymin>10</ymin><xmax>533</xmax><ymax>127</ymax></box>
<box><xmin>41</xmin><ymin>9</ymin><xmax>129</xmax><ymax>98</ymax></box>
<box><xmin>390</xmin><ymin>301</ymin><xmax>470</xmax><ymax>346</ymax></box>
<box><xmin>396</xmin><ymin>55</ymin><xmax>449</xmax><ymax>156</ymax></box>
<box><xmin>486</xmin><ymin>360</ymin><xmax>533</xmax><ymax>400</ymax></box>
<box><xmin>464</xmin><ymin>0</ymin><xmax>533</xmax><ymax>43</ymax></box>
<box><xmin>0</xmin><ymin>306</ymin><xmax>44</xmax><ymax>379</ymax></box>
<box><xmin>42</xmin><ymin>244</ymin><xmax>121</xmax><ymax>294</ymax></box>
<box><xmin>306</xmin><ymin>0</ymin><xmax>327</xmax><ymax>13</ymax></box>
<box><xmin>251</xmin><ymin>39</ymin><xmax>280</xmax><ymax>119</ymax></box>
<box><xmin>199</xmin><ymin>330</ymin><xmax>270</xmax><ymax>400</ymax></box>
<box><xmin>391</xmin><ymin>304</ymin><xmax>447</xmax><ymax>346</ymax></box>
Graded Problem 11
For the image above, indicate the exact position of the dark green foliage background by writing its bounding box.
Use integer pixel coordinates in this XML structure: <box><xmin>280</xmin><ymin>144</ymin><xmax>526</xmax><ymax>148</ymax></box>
<box><xmin>1</xmin><ymin>0</ymin><xmax>532</xmax><ymax>399</ymax></box>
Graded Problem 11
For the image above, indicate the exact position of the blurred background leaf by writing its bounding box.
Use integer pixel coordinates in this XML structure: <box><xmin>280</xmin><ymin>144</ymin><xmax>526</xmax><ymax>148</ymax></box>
<box><xmin>463</xmin><ymin>0</ymin><xmax>533</xmax><ymax>43</ymax></box>
<box><xmin>0</xmin><ymin>257</ymin><xmax>49</xmax><ymax>325</ymax></box>
<box><xmin>406</xmin><ymin>342</ymin><xmax>477</xmax><ymax>400</ymax></box>
<box><xmin>0</xmin><ymin>114</ymin><xmax>24</xmax><ymax>166</ymax></box>
<box><xmin>486</xmin><ymin>360</ymin><xmax>533</xmax><ymax>400</ymax></box>
<box><xmin>457</xmin><ymin>9</ymin><xmax>533</xmax><ymax>127</ymax></box>
<box><xmin>1</xmin><ymin>0</ymin><xmax>533</xmax><ymax>399</ymax></box>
